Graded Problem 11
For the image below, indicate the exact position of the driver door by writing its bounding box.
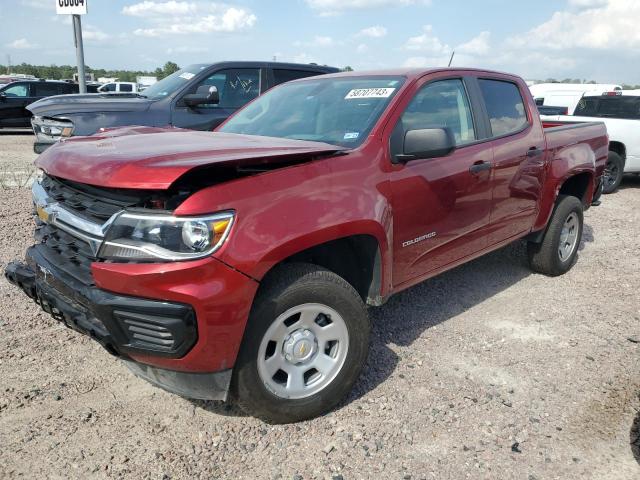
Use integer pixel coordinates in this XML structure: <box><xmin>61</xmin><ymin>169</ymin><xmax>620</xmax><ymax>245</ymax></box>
<box><xmin>388</xmin><ymin>76</ymin><xmax>494</xmax><ymax>286</ymax></box>
<box><xmin>171</xmin><ymin>68</ymin><xmax>261</xmax><ymax>131</ymax></box>
<box><xmin>0</xmin><ymin>82</ymin><xmax>34</xmax><ymax>127</ymax></box>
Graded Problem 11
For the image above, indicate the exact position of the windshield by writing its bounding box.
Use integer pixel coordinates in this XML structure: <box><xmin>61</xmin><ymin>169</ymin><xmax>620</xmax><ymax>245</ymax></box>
<box><xmin>141</xmin><ymin>65</ymin><xmax>208</xmax><ymax>100</ymax></box>
<box><xmin>219</xmin><ymin>76</ymin><xmax>405</xmax><ymax>147</ymax></box>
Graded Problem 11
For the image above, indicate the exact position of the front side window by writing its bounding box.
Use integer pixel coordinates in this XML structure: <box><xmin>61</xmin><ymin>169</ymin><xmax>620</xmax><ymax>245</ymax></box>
<box><xmin>3</xmin><ymin>83</ymin><xmax>29</xmax><ymax>97</ymax></box>
<box><xmin>220</xmin><ymin>76</ymin><xmax>405</xmax><ymax>148</ymax></box>
<box><xmin>102</xmin><ymin>83</ymin><xmax>116</xmax><ymax>92</ymax></box>
<box><xmin>399</xmin><ymin>78</ymin><xmax>476</xmax><ymax>146</ymax></box>
<box><xmin>192</xmin><ymin>68</ymin><xmax>260</xmax><ymax>109</ymax></box>
<box><xmin>479</xmin><ymin>79</ymin><xmax>529</xmax><ymax>137</ymax></box>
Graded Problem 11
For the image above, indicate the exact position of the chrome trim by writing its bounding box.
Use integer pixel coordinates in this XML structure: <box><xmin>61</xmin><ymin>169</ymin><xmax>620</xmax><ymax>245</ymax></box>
<box><xmin>31</xmin><ymin>181</ymin><xmax>121</xmax><ymax>256</ymax></box>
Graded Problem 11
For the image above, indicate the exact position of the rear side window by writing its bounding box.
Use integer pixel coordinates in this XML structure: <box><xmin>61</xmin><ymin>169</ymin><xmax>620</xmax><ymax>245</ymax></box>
<box><xmin>273</xmin><ymin>69</ymin><xmax>319</xmax><ymax>86</ymax></box>
<box><xmin>479</xmin><ymin>79</ymin><xmax>529</xmax><ymax>137</ymax></box>
<box><xmin>34</xmin><ymin>83</ymin><xmax>60</xmax><ymax>97</ymax></box>
<box><xmin>575</xmin><ymin>96</ymin><xmax>640</xmax><ymax>119</ymax></box>
<box><xmin>119</xmin><ymin>83</ymin><xmax>133</xmax><ymax>92</ymax></box>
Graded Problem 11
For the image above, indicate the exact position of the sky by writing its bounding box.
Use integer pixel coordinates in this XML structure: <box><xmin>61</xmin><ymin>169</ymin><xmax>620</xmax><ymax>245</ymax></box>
<box><xmin>2</xmin><ymin>0</ymin><xmax>640</xmax><ymax>83</ymax></box>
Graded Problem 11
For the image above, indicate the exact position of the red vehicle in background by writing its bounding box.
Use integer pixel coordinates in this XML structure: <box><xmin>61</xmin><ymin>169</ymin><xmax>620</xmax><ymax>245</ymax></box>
<box><xmin>6</xmin><ymin>68</ymin><xmax>608</xmax><ymax>423</ymax></box>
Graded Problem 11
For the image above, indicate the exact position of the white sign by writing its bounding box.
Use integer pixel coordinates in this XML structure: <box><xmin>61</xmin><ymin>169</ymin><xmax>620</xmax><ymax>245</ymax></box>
<box><xmin>345</xmin><ymin>88</ymin><xmax>395</xmax><ymax>99</ymax></box>
<box><xmin>56</xmin><ymin>0</ymin><xmax>88</xmax><ymax>15</ymax></box>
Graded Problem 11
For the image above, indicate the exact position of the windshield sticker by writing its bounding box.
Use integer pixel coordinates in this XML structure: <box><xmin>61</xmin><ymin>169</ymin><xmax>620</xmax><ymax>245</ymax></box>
<box><xmin>345</xmin><ymin>88</ymin><xmax>395</xmax><ymax>99</ymax></box>
<box><xmin>344</xmin><ymin>132</ymin><xmax>360</xmax><ymax>140</ymax></box>
<box><xmin>179</xmin><ymin>72</ymin><xmax>195</xmax><ymax>80</ymax></box>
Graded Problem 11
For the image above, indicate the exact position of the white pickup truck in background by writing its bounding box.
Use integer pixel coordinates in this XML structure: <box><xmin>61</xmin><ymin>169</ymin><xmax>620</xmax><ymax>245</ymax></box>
<box><xmin>541</xmin><ymin>93</ymin><xmax>640</xmax><ymax>194</ymax></box>
<box><xmin>530</xmin><ymin>83</ymin><xmax>622</xmax><ymax>115</ymax></box>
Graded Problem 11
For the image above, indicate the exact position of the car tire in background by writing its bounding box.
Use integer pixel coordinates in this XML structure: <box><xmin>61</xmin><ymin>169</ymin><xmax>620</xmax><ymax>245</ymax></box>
<box><xmin>527</xmin><ymin>194</ymin><xmax>584</xmax><ymax>277</ymax></box>
<box><xmin>231</xmin><ymin>263</ymin><xmax>370</xmax><ymax>424</ymax></box>
<box><xmin>603</xmin><ymin>151</ymin><xmax>624</xmax><ymax>194</ymax></box>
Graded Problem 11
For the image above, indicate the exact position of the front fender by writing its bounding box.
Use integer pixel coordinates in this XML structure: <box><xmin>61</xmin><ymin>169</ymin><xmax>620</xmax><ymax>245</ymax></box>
<box><xmin>175</xmin><ymin>156</ymin><xmax>394</xmax><ymax>297</ymax></box>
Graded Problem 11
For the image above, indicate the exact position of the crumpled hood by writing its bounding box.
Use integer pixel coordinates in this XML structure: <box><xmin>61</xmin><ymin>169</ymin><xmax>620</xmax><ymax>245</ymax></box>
<box><xmin>36</xmin><ymin>126</ymin><xmax>347</xmax><ymax>190</ymax></box>
<box><xmin>27</xmin><ymin>93</ymin><xmax>153</xmax><ymax>117</ymax></box>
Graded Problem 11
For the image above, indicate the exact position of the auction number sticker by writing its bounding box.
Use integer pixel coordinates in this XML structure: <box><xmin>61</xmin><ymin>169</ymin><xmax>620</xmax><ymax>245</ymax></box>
<box><xmin>56</xmin><ymin>0</ymin><xmax>88</xmax><ymax>15</ymax></box>
<box><xmin>179</xmin><ymin>72</ymin><xmax>195</xmax><ymax>80</ymax></box>
<box><xmin>345</xmin><ymin>88</ymin><xmax>395</xmax><ymax>99</ymax></box>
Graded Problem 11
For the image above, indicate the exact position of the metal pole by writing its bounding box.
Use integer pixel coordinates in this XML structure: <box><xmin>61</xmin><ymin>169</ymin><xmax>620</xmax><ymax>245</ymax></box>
<box><xmin>73</xmin><ymin>14</ymin><xmax>87</xmax><ymax>93</ymax></box>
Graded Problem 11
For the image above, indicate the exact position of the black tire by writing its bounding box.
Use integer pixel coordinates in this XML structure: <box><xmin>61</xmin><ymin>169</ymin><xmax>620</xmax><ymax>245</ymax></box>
<box><xmin>603</xmin><ymin>151</ymin><xmax>624</xmax><ymax>194</ymax></box>
<box><xmin>591</xmin><ymin>177</ymin><xmax>603</xmax><ymax>204</ymax></box>
<box><xmin>231</xmin><ymin>263</ymin><xmax>370</xmax><ymax>423</ymax></box>
<box><xmin>527</xmin><ymin>195</ymin><xmax>583</xmax><ymax>276</ymax></box>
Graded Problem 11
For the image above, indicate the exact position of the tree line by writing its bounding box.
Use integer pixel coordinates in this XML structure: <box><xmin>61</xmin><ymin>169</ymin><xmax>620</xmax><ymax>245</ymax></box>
<box><xmin>0</xmin><ymin>61</ymin><xmax>181</xmax><ymax>82</ymax></box>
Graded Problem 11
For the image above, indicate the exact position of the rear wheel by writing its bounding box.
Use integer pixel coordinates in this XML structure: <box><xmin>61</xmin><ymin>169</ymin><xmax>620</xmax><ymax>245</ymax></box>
<box><xmin>603</xmin><ymin>151</ymin><xmax>624</xmax><ymax>194</ymax></box>
<box><xmin>231</xmin><ymin>264</ymin><xmax>370</xmax><ymax>423</ymax></box>
<box><xmin>527</xmin><ymin>195</ymin><xmax>584</xmax><ymax>276</ymax></box>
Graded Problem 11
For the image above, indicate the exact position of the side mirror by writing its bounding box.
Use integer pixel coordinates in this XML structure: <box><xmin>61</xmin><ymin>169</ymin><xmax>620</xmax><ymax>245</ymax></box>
<box><xmin>183</xmin><ymin>85</ymin><xmax>219</xmax><ymax>107</ymax></box>
<box><xmin>0</xmin><ymin>93</ymin><xmax>6</xmax><ymax>102</ymax></box>
<box><xmin>396</xmin><ymin>127</ymin><xmax>455</xmax><ymax>163</ymax></box>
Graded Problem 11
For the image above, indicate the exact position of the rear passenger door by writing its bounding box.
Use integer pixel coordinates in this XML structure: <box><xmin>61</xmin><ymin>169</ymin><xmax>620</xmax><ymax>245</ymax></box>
<box><xmin>172</xmin><ymin>68</ymin><xmax>261</xmax><ymax>131</ymax></box>
<box><xmin>477</xmin><ymin>78</ymin><xmax>546</xmax><ymax>245</ymax></box>
<box><xmin>388</xmin><ymin>75</ymin><xmax>494</xmax><ymax>285</ymax></box>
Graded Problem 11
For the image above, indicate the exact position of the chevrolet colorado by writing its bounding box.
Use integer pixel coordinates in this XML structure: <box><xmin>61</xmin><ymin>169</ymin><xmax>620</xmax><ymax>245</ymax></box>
<box><xmin>5</xmin><ymin>68</ymin><xmax>608</xmax><ymax>423</ymax></box>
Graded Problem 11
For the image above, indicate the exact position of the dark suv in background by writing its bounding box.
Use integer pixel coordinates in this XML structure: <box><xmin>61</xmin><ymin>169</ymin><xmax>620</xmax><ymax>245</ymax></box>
<box><xmin>28</xmin><ymin>61</ymin><xmax>340</xmax><ymax>152</ymax></box>
<box><xmin>0</xmin><ymin>80</ymin><xmax>79</xmax><ymax>128</ymax></box>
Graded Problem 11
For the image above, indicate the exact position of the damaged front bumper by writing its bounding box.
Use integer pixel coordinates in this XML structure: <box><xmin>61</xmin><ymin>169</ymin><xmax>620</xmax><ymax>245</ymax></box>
<box><xmin>4</xmin><ymin>247</ymin><xmax>231</xmax><ymax>400</ymax></box>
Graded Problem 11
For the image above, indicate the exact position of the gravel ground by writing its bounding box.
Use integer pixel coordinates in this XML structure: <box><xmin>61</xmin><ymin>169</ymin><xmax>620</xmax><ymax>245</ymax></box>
<box><xmin>0</xmin><ymin>134</ymin><xmax>639</xmax><ymax>479</ymax></box>
<box><xmin>0</xmin><ymin>130</ymin><xmax>37</xmax><ymax>188</ymax></box>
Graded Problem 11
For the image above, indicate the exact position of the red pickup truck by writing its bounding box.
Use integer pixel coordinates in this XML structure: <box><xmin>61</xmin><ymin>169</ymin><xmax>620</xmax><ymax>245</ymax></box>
<box><xmin>5</xmin><ymin>68</ymin><xmax>608</xmax><ymax>423</ymax></box>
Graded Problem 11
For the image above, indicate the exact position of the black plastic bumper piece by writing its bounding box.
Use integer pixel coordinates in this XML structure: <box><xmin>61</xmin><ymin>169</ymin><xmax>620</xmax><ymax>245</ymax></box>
<box><xmin>124</xmin><ymin>361</ymin><xmax>231</xmax><ymax>401</ymax></box>
<box><xmin>4</xmin><ymin>246</ymin><xmax>198</xmax><ymax>360</ymax></box>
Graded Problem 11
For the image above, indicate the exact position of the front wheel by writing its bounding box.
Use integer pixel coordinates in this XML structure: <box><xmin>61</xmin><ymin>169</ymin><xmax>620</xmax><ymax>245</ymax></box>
<box><xmin>231</xmin><ymin>264</ymin><xmax>370</xmax><ymax>423</ymax></box>
<box><xmin>603</xmin><ymin>151</ymin><xmax>624</xmax><ymax>194</ymax></box>
<box><xmin>527</xmin><ymin>195</ymin><xmax>584</xmax><ymax>276</ymax></box>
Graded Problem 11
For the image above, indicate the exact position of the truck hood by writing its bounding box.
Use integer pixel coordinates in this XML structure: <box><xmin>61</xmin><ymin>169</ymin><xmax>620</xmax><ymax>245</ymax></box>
<box><xmin>27</xmin><ymin>93</ymin><xmax>153</xmax><ymax>117</ymax></box>
<box><xmin>36</xmin><ymin>126</ymin><xmax>348</xmax><ymax>189</ymax></box>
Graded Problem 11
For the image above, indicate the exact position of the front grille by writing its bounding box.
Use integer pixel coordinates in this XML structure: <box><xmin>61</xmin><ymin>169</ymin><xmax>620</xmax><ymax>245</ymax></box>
<box><xmin>41</xmin><ymin>174</ymin><xmax>148</xmax><ymax>223</ymax></box>
<box><xmin>35</xmin><ymin>223</ymin><xmax>95</xmax><ymax>286</ymax></box>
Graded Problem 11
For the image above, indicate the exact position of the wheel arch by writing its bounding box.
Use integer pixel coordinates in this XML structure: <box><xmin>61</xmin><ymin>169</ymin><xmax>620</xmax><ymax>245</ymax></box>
<box><xmin>256</xmin><ymin>226</ymin><xmax>389</xmax><ymax>306</ymax></box>
<box><xmin>609</xmin><ymin>141</ymin><xmax>627</xmax><ymax>161</ymax></box>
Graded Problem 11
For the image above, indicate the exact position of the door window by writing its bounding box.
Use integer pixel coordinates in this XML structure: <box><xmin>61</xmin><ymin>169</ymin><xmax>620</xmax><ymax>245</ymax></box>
<box><xmin>273</xmin><ymin>69</ymin><xmax>319</xmax><ymax>86</ymax></box>
<box><xmin>119</xmin><ymin>83</ymin><xmax>133</xmax><ymax>92</ymax></box>
<box><xmin>478</xmin><ymin>79</ymin><xmax>529</xmax><ymax>136</ymax></box>
<box><xmin>3</xmin><ymin>84</ymin><xmax>29</xmax><ymax>97</ymax></box>
<box><xmin>34</xmin><ymin>83</ymin><xmax>60</xmax><ymax>97</ymax></box>
<box><xmin>191</xmin><ymin>69</ymin><xmax>260</xmax><ymax>109</ymax></box>
<box><xmin>392</xmin><ymin>78</ymin><xmax>476</xmax><ymax>156</ymax></box>
<box><xmin>101</xmin><ymin>83</ymin><xmax>117</xmax><ymax>92</ymax></box>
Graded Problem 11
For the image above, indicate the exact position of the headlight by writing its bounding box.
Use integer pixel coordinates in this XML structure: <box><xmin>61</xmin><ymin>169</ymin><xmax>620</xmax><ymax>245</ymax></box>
<box><xmin>33</xmin><ymin>116</ymin><xmax>74</xmax><ymax>138</ymax></box>
<box><xmin>99</xmin><ymin>211</ymin><xmax>234</xmax><ymax>261</ymax></box>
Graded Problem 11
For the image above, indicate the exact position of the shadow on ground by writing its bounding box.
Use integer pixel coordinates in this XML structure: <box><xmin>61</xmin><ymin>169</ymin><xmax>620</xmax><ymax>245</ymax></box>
<box><xmin>631</xmin><ymin>395</ymin><xmax>640</xmax><ymax>465</ymax></box>
<box><xmin>0</xmin><ymin>128</ymin><xmax>32</xmax><ymax>135</ymax></box>
<box><xmin>195</xmin><ymin>223</ymin><xmax>596</xmax><ymax>419</ymax></box>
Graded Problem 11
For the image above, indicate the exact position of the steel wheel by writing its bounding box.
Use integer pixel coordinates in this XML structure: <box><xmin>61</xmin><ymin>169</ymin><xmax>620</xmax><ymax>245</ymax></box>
<box><xmin>604</xmin><ymin>160</ymin><xmax>620</xmax><ymax>190</ymax></box>
<box><xmin>558</xmin><ymin>212</ymin><xmax>579</xmax><ymax>262</ymax></box>
<box><xmin>257</xmin><ymin>303</ymin><xmax>349</xmax><ymax>400</ymax></box>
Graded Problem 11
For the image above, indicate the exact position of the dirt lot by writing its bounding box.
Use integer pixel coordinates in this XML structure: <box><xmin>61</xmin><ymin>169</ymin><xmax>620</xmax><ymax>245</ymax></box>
<box><xmin>0</xmin><ymin>133</ymin><xmax>639</xmax><ymax>479</ymax></box>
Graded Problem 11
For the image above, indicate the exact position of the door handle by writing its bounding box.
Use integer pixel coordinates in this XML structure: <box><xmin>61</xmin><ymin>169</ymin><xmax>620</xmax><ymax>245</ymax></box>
<box><xmin>469</xmin><ymin>161</ymin><xmax>492</xmax><ymax>174</ymax></box>
<box><xmin>526</xmin><ymin>147</ymin><xmax>544</xmax><ymax>158</ymax></box>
